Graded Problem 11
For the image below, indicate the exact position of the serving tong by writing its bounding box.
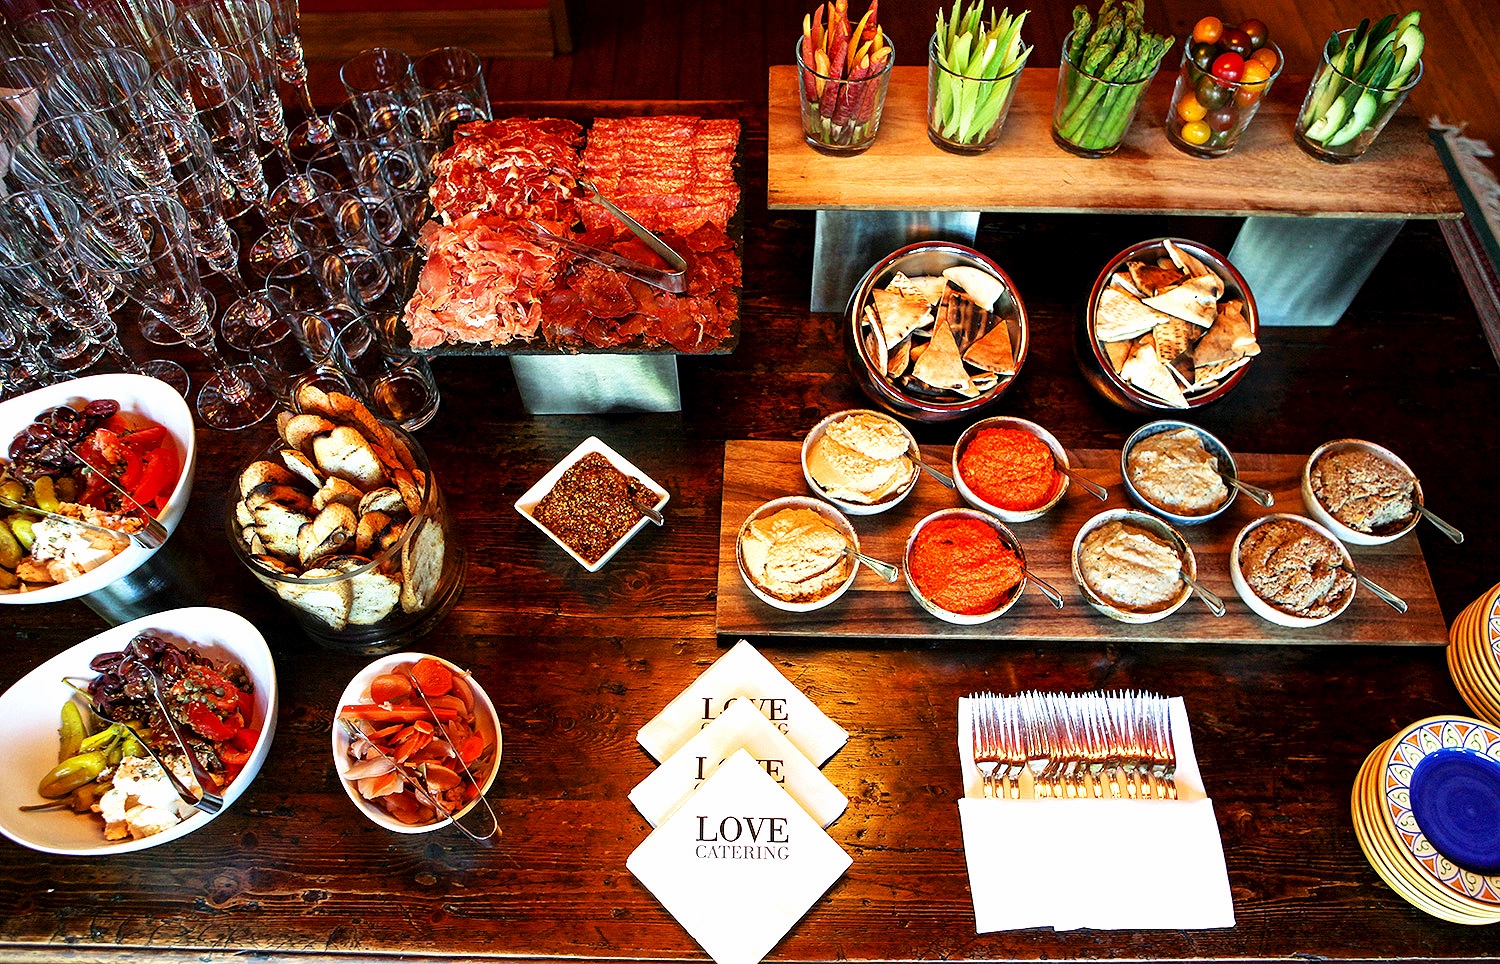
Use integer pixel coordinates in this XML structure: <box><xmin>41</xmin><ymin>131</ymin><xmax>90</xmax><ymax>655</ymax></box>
<box><xmin>527</xmin><ymin>176</ymin><xmax>689</xmax><ymax>293</ymax></box>
<box><xmin>339</xmin><ymin>668</ymin><xmax>500</xmax><ymax>844</ymax></box>
<box><xmin>970</xmin><ymin>689</ymin><xmax>1177</xmax><ymax>801</ymax></box>
<box><xmin>64</xmin><ymin>439</ymin><xmax>171</xmax><ymax>548</ymax></box>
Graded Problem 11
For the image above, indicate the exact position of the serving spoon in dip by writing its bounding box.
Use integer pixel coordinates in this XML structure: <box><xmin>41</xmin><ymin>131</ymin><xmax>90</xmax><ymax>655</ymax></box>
<box><xmin>907</xmin><ymin>454</ymin><xmax>955</xmax><ymax>489</ymax></box>
<box><xmin>1417</xmin><ymin>504</ymin><xmax>1464</xmax><ymax>544</ymax></box>
<box><xmin>844</xmin><ymin>546</ymin><xmax>900</xmax><ymax>583</ymax></box>
<box><xmin>1336</xmin><ymin>563</ymin><xmax>1408</xmax><ymax>614</ymax></box>
<box><xmin>1180</xmin><ymin>572</ymin><xmax>1226</xmax><ymax>617</ymax></box>
<box><xmin>1020</xmin><ymin>565</ymin><xmax>1066</xmax><ymax>609</ymax></box>
<box><xmin>1217</xmin><ymin>471</ymin><xmax>1274</xmax><ymax>507</ymax></box>
<box><xmin>1059</xmin><ymin>466</ymin><xmax>1108</xmax><ymax>501</ymax></box>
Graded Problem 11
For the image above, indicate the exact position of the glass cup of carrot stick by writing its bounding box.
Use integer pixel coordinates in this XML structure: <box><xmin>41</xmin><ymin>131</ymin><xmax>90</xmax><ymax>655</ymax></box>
<box><xmin>796</xmin><ymin>37</ymin><xmax>895</xmax><ymax>157</ymax></box>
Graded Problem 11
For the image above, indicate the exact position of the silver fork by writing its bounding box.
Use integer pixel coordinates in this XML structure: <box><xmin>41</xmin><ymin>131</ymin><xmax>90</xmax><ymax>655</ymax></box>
<box><xmin>970</xmin><ymin>694</ymin><xmax>1000</xmax><ymax>798</ymax></box>
<box><xmin>1149</xmin><ymin>697</ymin><xmax>1178</xmax><ymax>799</ymax></box>
<box><xmin>1021</xmin><ymin>692</ymin><xmax>1053</xmax><ymax>798</ymax></box>
<box><xmin>996</xmin><ymin>699</ymin><xmax>1027</xmax><ymax>799</ymax></box>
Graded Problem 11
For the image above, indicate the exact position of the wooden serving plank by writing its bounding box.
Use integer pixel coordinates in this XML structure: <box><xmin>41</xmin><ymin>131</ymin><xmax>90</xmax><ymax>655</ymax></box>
<box><xmin>767</xmin><ymin>65</ymin><xmax>1461</xmax><ymax>219</ymax></box>
<box><xmin>715</xmin><ymin>440</ymin><xmax>1449</xmax><ymax>645</ymax></box>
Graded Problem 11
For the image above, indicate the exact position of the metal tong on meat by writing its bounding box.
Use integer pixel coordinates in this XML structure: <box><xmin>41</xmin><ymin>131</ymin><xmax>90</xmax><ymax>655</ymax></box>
<box><xmin>528</xmin><ymin>176</ymin><xmax>688</xmax><ymax>293</ymax></box>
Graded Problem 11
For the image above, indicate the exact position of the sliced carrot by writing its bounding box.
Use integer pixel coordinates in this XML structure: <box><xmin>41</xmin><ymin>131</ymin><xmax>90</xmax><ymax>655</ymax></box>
<box><xmin>425</xmin><ymin>695</ymin><xmax>467</xmax><ymax>714</ymax></box>
<box><xmin>458</xmin><ymin>733</ymin><xmax>487</xmax><ymax>765</ymax></box>
<box><xmin>410</xmin><ymin>658</ymin><xmax>453</xmax><ymax>697</ymax></box>
<box><xmin>369</xmin><ymin>673</ymin><xmax>412</xmax><ymax>705</ymax></box>
<box><xmin>365</xmin><ymin>722</ymin><xmax>407</xmax><ymax>740</ymax></box>
<box><xmin>340</xmin><ymin>704</ymin><xmax>458</xmax><ymax>723</ymax></box>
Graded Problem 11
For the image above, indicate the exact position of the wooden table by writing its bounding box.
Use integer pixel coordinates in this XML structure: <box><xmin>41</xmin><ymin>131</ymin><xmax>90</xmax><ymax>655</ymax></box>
<box><xmin>1</xmin><ymin>103</ymin><xmax>1498</xmax><ymax>962</ymax></box>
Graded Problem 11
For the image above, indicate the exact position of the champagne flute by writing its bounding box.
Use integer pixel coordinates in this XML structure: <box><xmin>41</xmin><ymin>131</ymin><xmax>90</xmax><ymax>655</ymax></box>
<box><xmin>261</xmin><ymin>0</ymin><xmax>335</xmax><ymax>153</ymax></box>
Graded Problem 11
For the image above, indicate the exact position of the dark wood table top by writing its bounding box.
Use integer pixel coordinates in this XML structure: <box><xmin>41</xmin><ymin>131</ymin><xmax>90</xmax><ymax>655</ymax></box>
<box><xmin>2</xmin><ymin>102</ymin><xmax>1498</xmax><ymax>962</ymax></box>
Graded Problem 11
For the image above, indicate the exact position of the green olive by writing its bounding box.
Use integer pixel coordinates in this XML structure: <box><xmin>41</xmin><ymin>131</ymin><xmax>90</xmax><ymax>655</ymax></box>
<box><xmin>38</xmin><ymin>751</ymin><xmax>109</xmax><ymax>798</ymax></box>
<box><xmin>0</xmin><ymin>521</ymin><xmax>20</xmax><ymax>569</ymax></box>
<box><xmin>8</xmin><ymin>516</ymin><xmax>34</xmax><ymax>551</ymax></box>
<box><xmin>32</xmin><ymin>477</ymin><xmax>58</xmax><ymax>513</ymax></box>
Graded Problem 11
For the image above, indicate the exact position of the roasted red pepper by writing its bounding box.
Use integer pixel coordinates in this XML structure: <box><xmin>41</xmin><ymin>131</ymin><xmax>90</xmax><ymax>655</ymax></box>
<box><xmin>130</xmin><ymin>447</ymin><xmax>177</xmax><ymax>507</ymax></box>
<box><xmin>186</xmin><ymin>701</ymin><xmax>240</xmax><ymax>742</ymax></box>
<box><xmin>121</xmin><ymin>425</ymin><xmax>168</xmax><ymax>454</ymax></box>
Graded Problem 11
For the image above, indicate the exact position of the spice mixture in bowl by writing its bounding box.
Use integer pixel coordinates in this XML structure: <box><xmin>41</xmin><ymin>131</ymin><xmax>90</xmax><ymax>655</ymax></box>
<box><xmin>953</xmin><ymin>416</ymin><xmax>1068</xmax><ymax>523</ymax></box>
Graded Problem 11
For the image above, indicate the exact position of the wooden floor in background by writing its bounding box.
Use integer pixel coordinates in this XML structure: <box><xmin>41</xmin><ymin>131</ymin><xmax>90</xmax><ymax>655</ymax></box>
<box><xmin>308</xmin><ymin>0</ymin><xmax>1500</xmax><ymax>158</ymax></box>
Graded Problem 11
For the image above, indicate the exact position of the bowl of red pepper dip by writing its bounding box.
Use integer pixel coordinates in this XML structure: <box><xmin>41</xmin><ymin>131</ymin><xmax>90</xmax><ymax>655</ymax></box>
<box><xmin>952</xmin><ymin>416</ymin><xmax>1068</xmax><ymax>523</ymax></box>
<box><xmin>904</xmin><ymin>508</ymin><xmax>1027</xmax><ymax>624</ymax></box>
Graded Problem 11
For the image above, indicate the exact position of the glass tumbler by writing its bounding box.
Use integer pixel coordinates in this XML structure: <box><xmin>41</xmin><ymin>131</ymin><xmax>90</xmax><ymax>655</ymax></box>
<box><xmin>1295</xmin><ymin>30</ymin><xmax>1424</xmax><ymax>163</ymax></box>
<box><xmin>1051</xmin><ymin>29</ymin><xmax>1162</xmax><ymax>158</ymax></box>
<box><xmin>927</xmin><ymin>34</ymin><xmax>1027</xmax><ymax>155</ymax></box>
<box><xmin>1165</xmin><ymin>42</ymin><xmax>1283</xmax><ymax>158</ymax></box>
<box><xmin>795</xmin><ymin>38</ymin><xmax>894</xmax><ymax>157</ymax></box>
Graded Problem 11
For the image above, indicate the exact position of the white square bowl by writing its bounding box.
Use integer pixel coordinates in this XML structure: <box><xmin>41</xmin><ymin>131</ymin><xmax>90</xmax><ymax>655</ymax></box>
<box><xmin>514</xmin><ymin>436</ymin><xmax>669</xmax><ymax>572</ymax></box>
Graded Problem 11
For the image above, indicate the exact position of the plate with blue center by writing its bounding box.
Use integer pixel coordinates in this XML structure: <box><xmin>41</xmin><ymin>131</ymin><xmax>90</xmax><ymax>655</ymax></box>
<box><xmin>1410</xmin><ymin>747</ymin><xmax>1500</xmax><ymax>875</ymax></box>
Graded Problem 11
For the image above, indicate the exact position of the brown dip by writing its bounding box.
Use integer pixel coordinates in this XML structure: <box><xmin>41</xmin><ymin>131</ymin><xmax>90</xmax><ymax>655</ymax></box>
<box><xmin>1238</xmin><ymin>519</ymin><xmax>1354</xmax><ymax>619</ymax></box>
<box><xmin>1126</xmin><ymin>428</ymin><xmax>1229</xmax><ymax>516</ymax></box>
<box><xmin>739</xmin><ymin>507</ymin><xmax>852</xmax><ymax>602</ymax></box>
<box><xmin>1078</xmin><ymin>521</ymin><xmax>1184</xmax><ymax>612</ymax></box>
<box><xmin>1310</xmin><ymin>449</ymin><xmax>1416</xmax><ymax>534</ymax></box>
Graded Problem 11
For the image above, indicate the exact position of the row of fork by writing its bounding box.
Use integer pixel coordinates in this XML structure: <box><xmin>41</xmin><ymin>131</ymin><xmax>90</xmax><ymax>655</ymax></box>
<box><xmin>969</xmin><ymin>690</ymin><xmax>1178</xmax><ymax>800</ymax></box>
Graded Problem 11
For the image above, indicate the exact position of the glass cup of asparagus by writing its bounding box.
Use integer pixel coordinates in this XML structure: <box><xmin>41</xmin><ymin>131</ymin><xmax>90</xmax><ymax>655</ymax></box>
<box><xmin>1294</xmin><ymin>15</ymin><xmax>1425</xmax><ymax>163</ymax></box>
<box><xmin>1051</xmin><ymin>3</ymin><xmax>1172</xmax><ymax>159</ymax></box>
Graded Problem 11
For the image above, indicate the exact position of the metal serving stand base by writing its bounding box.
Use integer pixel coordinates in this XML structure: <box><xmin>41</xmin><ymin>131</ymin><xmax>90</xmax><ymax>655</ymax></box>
<box><xmin>810</xmin><ymin>210</ymin><xmax>980</xmax><ymax>312</ymax></box>
<box><xmin>509</xmin><ymin>354</ymin><xmax>682</xmax><ymax>414</ymax></box>
<box><xmin>1228</xmin><ymin>217</ymin><xmax>1406</xmax><ymax>327</ymax></box>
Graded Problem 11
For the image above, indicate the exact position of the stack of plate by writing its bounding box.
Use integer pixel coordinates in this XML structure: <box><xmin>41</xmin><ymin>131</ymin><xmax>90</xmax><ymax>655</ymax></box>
<box><xmin>1351</xmin><ymin>715</ymin><xmax>1500</xmax><ymax>925</ymax></box>
<box><xmin>1449</xmin><ymin>582</ymin><xmax>1500</xmax><ymax>725</ymax></box>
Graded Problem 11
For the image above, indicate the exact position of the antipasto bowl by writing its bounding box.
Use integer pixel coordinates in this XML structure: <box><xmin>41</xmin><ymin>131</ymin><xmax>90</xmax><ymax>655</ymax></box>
<box><xmin>953</xmin><ymin>416</ymin><xmax>1070</xmax><ymax>524</ymax></box>
<box><xmin>845</xmin><ymin>241</ymin><xmax>1029</xmax><ymax>424</ymax></box>
<box><xmin>801</xmin><ymin>409</ymin><xmax>921</xmax><ymax>516</ymax></box>
<box><xmin>0</xmin><ymin>607</ymin><xmax>277</xmax><ymax>855</ymax></box>
<box><xmin>736</xmin><ymin>495</ymin><xmax>861</xmax><ymax>612</ymax></box>
<box><xmin>226</xmin><ymin>410</ymin><xmax>465</xmax><ymax>655</ymax></box>
<box><xmin>333</xmin><ymin>652</ymin><xmax>501</xmax><ymax>835</ymax></box>
<box><xmin>1230</xmin><ymin>513</ymin><xmax>1357</xmax><ymax>629</ymax></box>
<box><xmin>1120</xmin><ymin>420</ymin><xmax>1240</xmax><ymax>526</ymax></box>
<box><xmin>0</xmin><ymin>374</ymin><xmax>196</xmax><ymax>604</ymax></box>
<box><xmin>904</xmin><ymin>507</ymin><xmax>1028</xmax><ymax>625</ymax></box>
<box><xmin>1301</xmin><ymin>439</ymin><xmax>1423</xmax><ymax>546</ymax></box>
<box><xmin>1071</xmin><ymin>508</ymin><xmax>1195</xmax><ymax>624</ymax></box>
<box><xmin>1079</xmin><ymin>238</ymin><xmax>1259</xmax><ymax>414</ymax></box>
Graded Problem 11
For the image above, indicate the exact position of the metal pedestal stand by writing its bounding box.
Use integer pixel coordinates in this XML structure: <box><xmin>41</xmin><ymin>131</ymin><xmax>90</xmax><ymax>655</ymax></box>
<box><xmin>509</xmin><ymin>354</ymin><xmax>682</xmax><ymax>414</ymax></box>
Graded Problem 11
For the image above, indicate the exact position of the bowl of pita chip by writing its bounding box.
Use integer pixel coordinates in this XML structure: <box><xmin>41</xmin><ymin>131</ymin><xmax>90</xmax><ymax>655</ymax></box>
<box><xmin>845</xmin><ymin>242</ymin><xmax>1028</xmax><ymax>423</ymax></box>
<box><xmin>226</xmin><ymin>387</ymin><xmax>466</xmax><ymax>654</ymax></box>
<box><xmin>1080</xmin><ymin>238</ymin><xmax>1259</xmax><ymax>413</ymax></box>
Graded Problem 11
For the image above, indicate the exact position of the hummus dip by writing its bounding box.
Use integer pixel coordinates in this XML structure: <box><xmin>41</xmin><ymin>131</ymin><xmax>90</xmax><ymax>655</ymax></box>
<box><xmin>807</xmin><ymin>412</ymin><xmax>916</xmax><ymax>504</ymax></box>
<box><xmin>739</xmin><ymin>507</ymin><xmax>852</xmax><ymax>602</ymax></box>
<box><xmin>1078</xmin><ymin>521</ymin><xmax>1184</xmax><ymax>612</ymax></box>
<box><xmin>1309</xmin><ymin>449</ymin><xmax>1415</xmax><ymax>534</ymax></box>
<box><xmin>1126</xmin><ymin>428</ymin><xmax>1229</xmax><ymax>515</ymax></box>
<box><xmin>1238</xmin><ymin>519</ymin><xmax>1354</xmax><ymax>618</ymax></box>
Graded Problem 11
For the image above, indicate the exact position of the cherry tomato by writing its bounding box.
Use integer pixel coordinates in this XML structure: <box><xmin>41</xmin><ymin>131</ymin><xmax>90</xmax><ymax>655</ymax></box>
<box><xmin>1251</xmin><ymin>46</ymin><xmax>1280</xmax><ymax>72</ymax></box>
<box><xmin>1240</xmin><ymin>19</ymin><xmax>1269</xmax><ymax>49</ymax></box>
<box><xmin>1207</xmin><ymin>106</ymin><xmax>1238</xmax><ymax>130</ymax></box>
<box><xmin>1220</xmin><ymin>27</ymin><xmax>1254</xmax><ymax>58</ymax></box>
<box><xmin>1195</xmin><ymin>74</ymin><xmax>1232</xmax><ymax>109</ymax></box>
<box><xmin>1211</xmin><ymin>52</ymin><xmax>1246</xmax><ymax>82</ymax></box>
<box><xmin>1240</xmin><ymin>60</ymin><xmax>1272</xmax><ymax>86</ymax></box>
<box><xmin>1175</xmin><ymin>92</ymin><xmax>1208</xmax><ymax>123</ymax></box>
<box><xmin>1191</xmin><ymin>16</ymin><xmax>1223</xmax><ymax>44</ymax></box>
<box><xmin>1189</xmin><ymin>40</ymin><xmax>1217</xmax><ymax>71</ymax></box>
<box><xmin>1179</xmin><ymin>121</ymin><xmax>1212</xmax><ymax>145</ymax></box>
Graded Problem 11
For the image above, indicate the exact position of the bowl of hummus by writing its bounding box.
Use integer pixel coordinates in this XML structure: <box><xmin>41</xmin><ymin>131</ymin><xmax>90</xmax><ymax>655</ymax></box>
<box><xmin>904</xmin><ymin>508</ymin><xmax>1028</xmax><ymax>624</ymax></box>
<box><xmin>801</xmin><ymin>410</ymin><xmax>921</xmax><ymax>516</ymax></box>
<box><xmin>1121</xmin><ymin>421</ymin><xmax>1236</xmax><ymax>525</ymax></box>
<box><xmin>953</xmin><ymin>416</ymin><xmax>1069</xmax><ymax>523</ymax></box>
<box><xmin>1230</xmin><ymin>514</ymin><xmax>1357</xmax><ymax>627</ymax></box>
<box><xmin>1302</xmin><ymin>440</ymin><xmax>1422</xmax><ymax>546</ymax></box>
<box><xmin>736</xmin><ymin>497</ymin><xmax>859</xmax><ymax>612</ymax></box>
<box><xmin>1071</xmin><ymin>509</ymin><xmax>1194</xmax><ymax>623</ymax></box>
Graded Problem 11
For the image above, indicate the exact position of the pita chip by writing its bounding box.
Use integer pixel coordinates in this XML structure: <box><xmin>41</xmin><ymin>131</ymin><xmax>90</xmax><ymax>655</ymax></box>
<box><xmin>1120</xmin><ymin>334</ymin><xmax>1190</xmax><ymax>409</ymax></box>
<box><xmin>953</xmin><ymin>372</ymin><xmax>1000</xmax><ymax>398</ymax></box>
<box><xmin>862</xmin><ymin>305</ymin><xmax>889</xmax><ymax>374</ymax></box>
<box><xmin>1152</xmin><ymin>317</ymin><xmax>1196</xmax><ymax>366</ymax></box>
<box><xmin>1095</xmin><ymin>286</ymin><xmax>1172</xmax><ymax>342</ymax></box>
<box><xmin>887</xmin><ymin>335</ymin><xmax>912</xmax><ymax>377</ymax></box>
<box><xmin>888</xmin><ymin>272</ymin><xmax>950</xmax><ymax>307</ymax></box>
<box><xmin>1127</xmin><ymin>260</ymin><xmax>1186</xmax><ymax>296</ymax></box>
<box><xmin>872</xmin><ymin>288</ymin><xmax>934</xmax><ymax>344</ymax></box>
<box><xmin>963</xmin><ymin>319</ymin><xmax>1016</xmax><ymax>375</ymax></box>
<box><xmin>1110</xmin><ymin>271</ymin><xmax>1144</xmax><ymax>298</ymax></box>
<box><xmin>1194</xmin><ymin>354</ymin><xmax>1252</xmax><ymax>389</ymax></box>
<box><xmin>1164</xmin><ymin>241</ymin><xmax>1222</xmax><ymax>295</ymax></box>
<box><xmin>941</xmin><ymin>265</ymin><xmax>1005</xmax><ymax>312</ymax></box>
<box><xmin>1143</xmin><ymin>273</ymin><xmax>1219</xmax><ymax>328</ymax></box>
<box><xmin>910</xmin><ymin>314</ymin><xmax>971</xmax><ymax>392</ymax></box>
<box><xmin>1193</xmin><ymin>299</ymin><xmax>1259</xmax><ymax>367</ymax></box>
<box><xmin>1104</xmin><ymin>339</ymin><xmax>1132</xmax><ymax>373</ymax></box>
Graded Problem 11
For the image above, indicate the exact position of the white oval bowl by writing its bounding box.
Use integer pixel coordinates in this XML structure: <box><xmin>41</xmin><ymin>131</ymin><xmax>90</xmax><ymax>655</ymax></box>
<box><xmin>333</xmin><ymin>652</ymin><xmax>502</xmax><ymax>834</ymax></box>
<box><xmin>0</xmin><ymin>607</ymin><xmax>277</xmax><ymax>854</ymax></box>
<box><xmin>0</xmin><ymin>374</ymin><xmax>196</xmax><ymax>605</ymax></box>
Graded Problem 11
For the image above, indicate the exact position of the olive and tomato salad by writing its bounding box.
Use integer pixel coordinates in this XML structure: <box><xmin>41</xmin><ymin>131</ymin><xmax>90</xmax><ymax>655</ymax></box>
<box><xmin>6</xmin><ymin>398</ymin><xmax>181</xmax><ymax>516</ymax></box>
<box><xmin>1171</xmin><ymin>16</ymin><xmax>1282</xmax><ymax>150</ymax></box>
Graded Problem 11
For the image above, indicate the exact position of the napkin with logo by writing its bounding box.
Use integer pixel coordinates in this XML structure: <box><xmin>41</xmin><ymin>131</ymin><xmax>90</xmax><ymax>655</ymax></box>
<box><xmin>956</xmin><ymin>697</ymin><xmax>1234</xmax><ymax>932</ymax></box>
<box><xmin>638</xmin><ymin>640</ymin><xmax>848</xmax><ymax>765</ymax></box>
<box><xmin>628</xmin><ymin>749</ymin><xmax>852</xmax><ymax>964</ymax></box>
<box><xmin>631</xmin><ymin>698</ymin><xmax>847</xmax><ymax>828</ymax></box>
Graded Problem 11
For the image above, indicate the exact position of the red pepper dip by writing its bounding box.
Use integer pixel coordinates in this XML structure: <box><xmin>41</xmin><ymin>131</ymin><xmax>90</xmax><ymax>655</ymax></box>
<box><xmin>958</xmin><ymin>427</ymin><xmax>1058</xmax><ymax>512</ymax></box>
<box><xmin>909</xmin><ymin>517</ymin><xmax>1024</xmax><ymax>616</ymax></box>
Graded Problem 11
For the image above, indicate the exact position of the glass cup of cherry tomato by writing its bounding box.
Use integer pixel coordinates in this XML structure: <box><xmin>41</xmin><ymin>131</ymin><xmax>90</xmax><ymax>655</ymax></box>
<box><xmin>1166</xmin><ymin>16</ymin><xmax>1283</xmax><ymax>158</ymax></box>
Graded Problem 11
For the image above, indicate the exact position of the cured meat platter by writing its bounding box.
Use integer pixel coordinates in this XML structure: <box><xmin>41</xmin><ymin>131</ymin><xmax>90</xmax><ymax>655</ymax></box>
<box><xmin>404</xmin><ymin>115</ymin><xmax>744</xmax><ymax>357</ymax></box>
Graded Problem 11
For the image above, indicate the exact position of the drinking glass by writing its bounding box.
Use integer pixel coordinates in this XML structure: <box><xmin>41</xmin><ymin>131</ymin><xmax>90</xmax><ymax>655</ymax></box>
<box><xmin>79</xmin><ymin>0</ymin><xmax>183</xmax><ymax>73</ymax></box>
<box><xmin>0</xmin><ymin>56</ymin><xmax>48</xmax><ymax>178</ymax></box>
<box><xmin>0</xmin><ymin>282</ymin><xmax>103</xmax><ymax>378</ymax></box>
<box><xmin>795</xmin><ymin>37</ymin><xmax>894</xmax><ymax>156</ymax></box>
<box><xmin>927</xmin><ymin>34</ymin><xmax>1027</xmax><ymax>155</ymax></box>
<box><xmin>14</xmin><ymin>7</ymin><xmax>90</xmax><ymax>75</ymax></box>
<box><xmin>1295</xmin><ymin>30</ymin><xmax>1424</xmax><ymax>163</ymax></box>
<box><xmin>340</xmin><ymin>48</ymin><xmax>419</xmax><ymax>111</ymax></box>
<box><xmin>116</xmin><ymin>191</ymin><xmax>276</xmax><ymax>428</ymax></box>
<box><xmin>1052</xmin><ymin>29</ymin><xmax>1162</xmax><ymax>158</ymax></box>
<box><xmin>46</xmin><ymin>48</ymin><xmax>174</xmax><ymax>189</ymax></box>
<box><xmin>261</xmin><ymin>0</ymin><xmax>334</xmax><ymax>153</ymax></box>
<box><xmin>247</xmin><ymin>310</ymin><xmax>361</xmax><ymax>406</ymax></box>
<box><xmin>154</xmin><ymin>47</ymin><xmax>273</xmax><ymax>211</ymax></box>
<box><xmin>1165</xmin><ymin>42</ymin><xmax>1283</xmax><ymax>158</ymax></box>
<box><xmin>413</xmin><ymin>47</ymin><xmax>489</xmax><ymax>144</ymax></box>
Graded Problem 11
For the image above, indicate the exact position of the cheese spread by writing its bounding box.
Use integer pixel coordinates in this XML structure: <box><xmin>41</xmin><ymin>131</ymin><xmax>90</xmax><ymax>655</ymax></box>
<box><xmin>1078</xmin><ymin>521</ymin><xmax>1184</xmax><ymax>611</ymax></box>
<box><xmin>96</xmin><ymin>755</ymin><xmax>200</xmax><ymax>841</ymax></box>
<box><xmin>1126</xmin><ymin>428</ymin><xmax>1229</xmax><ymax>515</ymax></box>
<box><xmin>739</xmin><ymin>507</ymin><xmax>852</xmax><ymax>602</ymax></box>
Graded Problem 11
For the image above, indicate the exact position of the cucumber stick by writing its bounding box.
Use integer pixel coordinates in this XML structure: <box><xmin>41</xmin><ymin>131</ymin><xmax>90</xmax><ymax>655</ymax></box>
<box><xmin>1301</xmin><ymin>11</ymin><xmax>1423</xmax><ymax>150</ymax></box>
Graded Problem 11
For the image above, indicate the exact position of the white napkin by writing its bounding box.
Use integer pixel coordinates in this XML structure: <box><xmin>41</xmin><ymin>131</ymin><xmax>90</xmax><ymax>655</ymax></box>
<box><xmin>956</xmin><ymin>697</ymin><xmax>1234</xmax><ymax>932</ymax></box>
<box><xmin>627</xmin><ymin>749</ymin><xmax>852</xmax><ymax>964</ymax></box>
<box><xmin>638</xmin><ymin>640</ymin><xmax>849</xmax><ymax>765</ymax></box>
<box><xmin>631</xmin><ymin>698</ymin><xmax>847</xmax><ymax>829</ymax></box>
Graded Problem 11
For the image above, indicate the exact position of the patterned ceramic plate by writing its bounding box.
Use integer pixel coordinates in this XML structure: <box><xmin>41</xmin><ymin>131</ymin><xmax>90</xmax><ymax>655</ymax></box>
<box><xmin>1379</xmin><ymin>716</ymin><xmax>1500</xmax><ymax>910</ymax></box>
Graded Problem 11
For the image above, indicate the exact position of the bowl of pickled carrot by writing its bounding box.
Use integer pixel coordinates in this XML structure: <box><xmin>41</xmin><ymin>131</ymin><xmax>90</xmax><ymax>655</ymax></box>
<box><xmin>333</xmin><ymin>653</ymin><xmax>501</xmax><ymax>834</ymax></box>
